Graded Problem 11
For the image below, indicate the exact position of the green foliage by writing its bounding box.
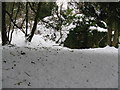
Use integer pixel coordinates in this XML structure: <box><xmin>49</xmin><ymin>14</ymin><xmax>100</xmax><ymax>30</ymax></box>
<box><xmin>64</xmin><ymin>18</ymin><xmax>90</xmax><ymax>49</ymax></box>
<box><xmin>76</xmin><ymin>2</ymin><xmax>120</xmax><ymax>47</ymax></box>
<box><xmin>64</xmin><ymin>29</ymin><xmax>107</xmax><ymax>49</ymax></box>
<box><xmin>61</xmin><ymin>8</ymin><xmax>76</xmax><ymax>26</ymax></box>
<box><xmin>63</xmin><ymin>9</ymin><xmax>108</xmax><ymax>49</ymax></box>
<box><xmin>96</xmin><ymin>21</ymin><xmax>106</xmax><ymax>29</ymax></box>
<box><xmin>38</xmin><ymin>2</ymin><xmax>56</xmax><ymax>20</ymax></box>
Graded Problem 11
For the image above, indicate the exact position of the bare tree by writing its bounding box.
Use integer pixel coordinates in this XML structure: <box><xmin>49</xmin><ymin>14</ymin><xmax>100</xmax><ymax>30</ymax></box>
<box><xmin>27</xmin><ymin>2</ymin><xmax>41</xmax><ymax>42</ymax></box>
<box><xmin>2</xmin><ymin>2</ymin><xmax>9</xmax><ymax>45</ymax></box>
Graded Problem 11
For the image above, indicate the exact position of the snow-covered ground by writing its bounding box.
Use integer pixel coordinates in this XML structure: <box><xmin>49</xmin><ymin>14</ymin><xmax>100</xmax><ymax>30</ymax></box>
<box><xmin>2</xmin><ymin>29</ymin><xmax>118</xmax><ymax>88</ymax></box>
<box><xmin>2</xmin><ymin>45</ymin><xmax>118</xmax><ymax>88</ymax></box>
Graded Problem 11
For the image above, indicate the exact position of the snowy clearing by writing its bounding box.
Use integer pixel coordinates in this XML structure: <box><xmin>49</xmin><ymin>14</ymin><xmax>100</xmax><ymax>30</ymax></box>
<box><xmin>1</xmin><ymin>2</ymin><xmax>119</xmax><ymax>88</ymax></box>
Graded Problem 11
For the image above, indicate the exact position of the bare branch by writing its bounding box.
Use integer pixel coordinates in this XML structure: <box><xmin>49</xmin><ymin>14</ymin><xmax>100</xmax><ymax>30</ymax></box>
<box><xmin>28</xmin><ymin>2</ymin><xmax>37</xmax><ymax>14</ymax></box>
<box><xmin>6</xmin><ymin>11</ymin><xmax>25</xmax><ymax>34</ymax></box>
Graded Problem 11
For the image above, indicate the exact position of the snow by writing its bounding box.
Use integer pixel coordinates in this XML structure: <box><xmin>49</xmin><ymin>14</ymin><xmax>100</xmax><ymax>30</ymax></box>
<box><xmin>89</xmin><ymin>26</ymin><xmax>107</xmax><ymax>32</ymax></box>
<box><xmin>0</xmin><ymin>31</ymin><xmax>2</xmax><ymax>89</ymax></box>
<box><xmin>57</xmin><ymin>0</ymin><xmax>68</xmax><ymax>10</ymax></box>
<box><xmin>2</xmin><ymin>29</ymin><xmax>118</xmax><ymax>88</ymax></box>
<box><xmin>2</xmin><ymin>45</ymin><xmax>118</xmax><ymax>88</ymax></box>
<box><xmin>11</xmin><ymin>28</ymin><xmax>58</xmax><ymax>48</ymax></box>
<box><xmin>11</xmin><ymin>30</ymin><xmax>26</xmax><ymax>47</ymax></box>
<box><xmin>0</xmin><ymin>31</ymin><xmax>1</xmax><ymax>45</ymax></box>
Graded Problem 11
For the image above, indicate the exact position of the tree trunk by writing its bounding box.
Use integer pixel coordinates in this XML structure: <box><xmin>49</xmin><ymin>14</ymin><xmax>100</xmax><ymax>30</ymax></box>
<box><xmin>112</xmin><ymin>23</ymin><xmax>118</xmax><ymax>48</ymax></box>
<box><xmin>107</xmin><ymin>26</ymin><xmax>112</xmax><ymax>46</ymax></box>
<box><xmin>8</xmin><ymin>2</ymin><xmax>21</xmax><ymax>43</ymax></box>
<box><xmin>2</xmin><ymin>2</ymin><xmax>8</xmax><ymax>46</ymax></box>
<box><xmin>112</xmin><ymin>29</ymin><xmax>118</xmax><ymax>47</ymax></box>
<box><xmin>0</xmin><ymin>2</ymin><xmax>1</xmax><ymax>44</ymax></box>
<box><xmin>25</xmin><ymin>2</ymin><xmax>28</xmax><ymax>37</ymax></box>
<box><xmin>27</xmin><ymin>2</ymin><xmax>41</xmax><ymax>42</ymax></box>
<box><xmin>8</xmin><ymin>3</ymin><xmax>15</xmax><ymax>44</ymax></box>
<box><xmin>56</xmin><ymin>29</ymin><xmax>62</xmax><ymax>44</ymax></box>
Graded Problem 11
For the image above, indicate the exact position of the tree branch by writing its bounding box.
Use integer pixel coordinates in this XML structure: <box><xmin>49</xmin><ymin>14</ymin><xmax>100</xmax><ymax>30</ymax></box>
<box><xmin>41</xmin><ymin>19</ymin><xmax>57</xmax><ymax>30</ymax></box>
<box><xmin>28</xmin><ymin>2</ymin><xmax>37</xmax><ymax>14</ymax></box>
<box><xmin>6</xmin><ymin>11</ymin><xmax>22</xmax><ymax>29</ymax></box>
<box><xmin>6</xmin><ymin>10</ymin><xmax>25</xmax><ymax>34</ymax></box>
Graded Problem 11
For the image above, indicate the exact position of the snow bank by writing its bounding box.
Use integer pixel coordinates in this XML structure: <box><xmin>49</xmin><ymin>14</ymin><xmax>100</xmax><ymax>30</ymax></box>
<box><xmin>11</xmin><ymin>29</ymin><xmax>57</xmax><ymax>48</ymax></box>
<box><xmin>11</xmin><ymin>30</ymin><xmax>26</xmax><ymax>47</ymax></box>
